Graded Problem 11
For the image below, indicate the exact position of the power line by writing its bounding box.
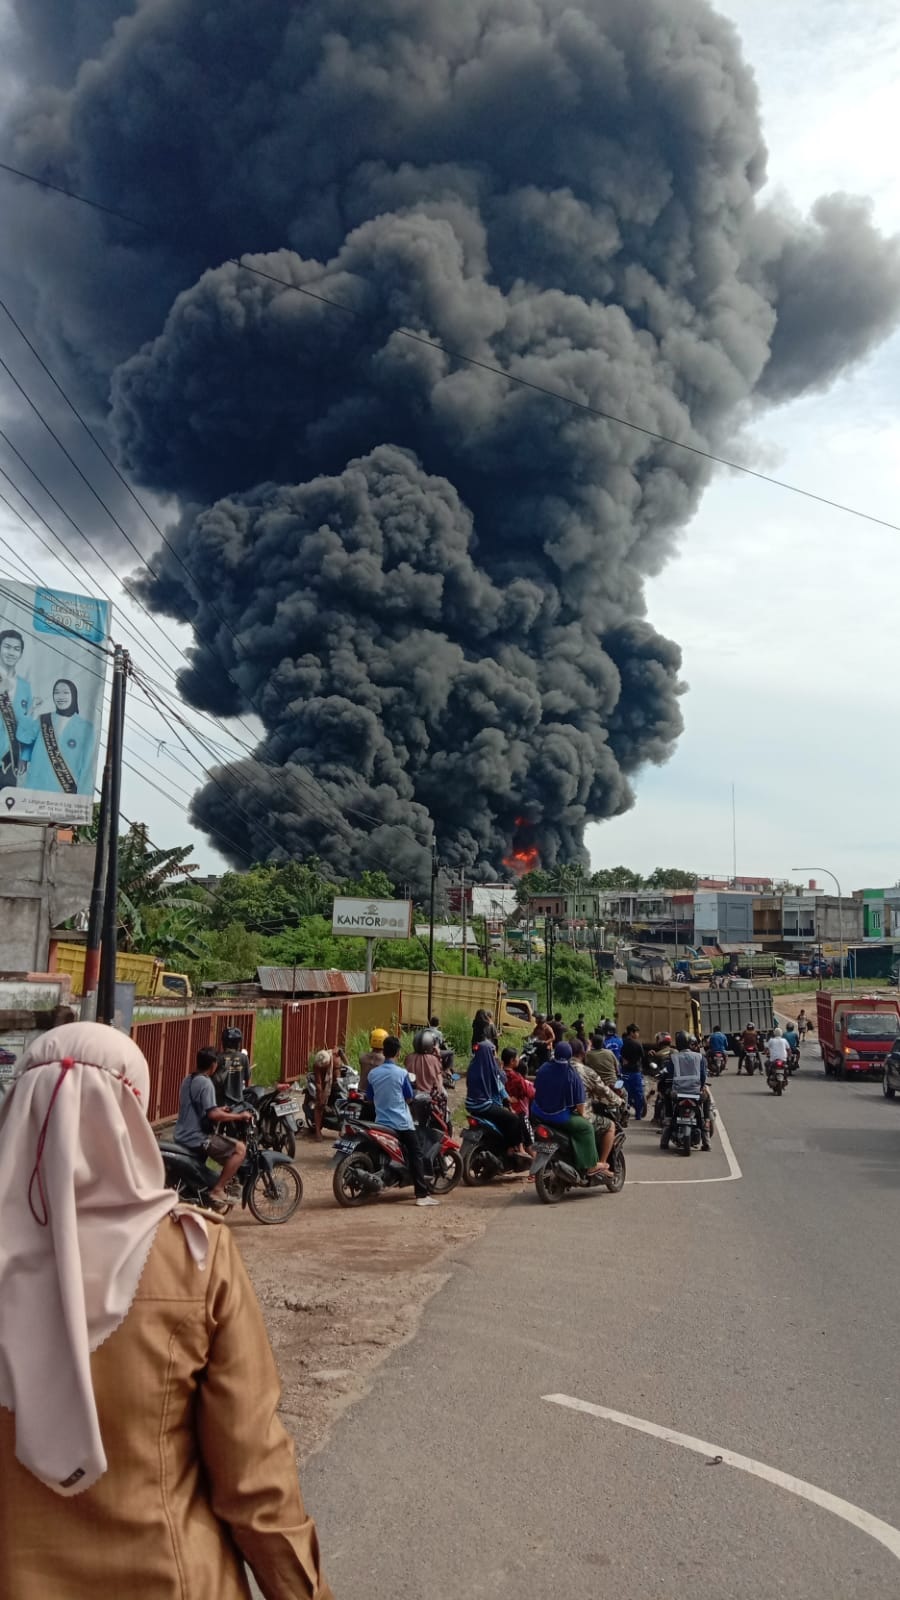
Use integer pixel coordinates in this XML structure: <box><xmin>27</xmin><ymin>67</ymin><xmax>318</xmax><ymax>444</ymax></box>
<box><xmin>1</xmin><ymin>156</ymin><xmax>899</xmax><ymax>539</ymax></box>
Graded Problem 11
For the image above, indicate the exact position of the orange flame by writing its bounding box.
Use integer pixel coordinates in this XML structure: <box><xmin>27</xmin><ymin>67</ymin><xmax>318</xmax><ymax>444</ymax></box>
<box><xmin>504</xmin><ymin>817</ymin><xmax>540</xmax><ymax>877</ymax></box>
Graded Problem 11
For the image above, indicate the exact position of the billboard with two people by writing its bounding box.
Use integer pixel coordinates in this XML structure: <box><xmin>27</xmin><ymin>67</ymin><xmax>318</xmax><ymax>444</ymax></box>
<box><xmin>0</xmin><ymin>581</ymin><xmax>110</xmax><ymax>824</ymax></box>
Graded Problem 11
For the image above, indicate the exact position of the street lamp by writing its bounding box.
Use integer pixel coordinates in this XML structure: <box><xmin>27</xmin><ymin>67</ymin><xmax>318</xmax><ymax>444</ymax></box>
<box><xmin>792</xmin><ymin>868</ymin><xmax>850</xmax><ymax>994</ymax></box>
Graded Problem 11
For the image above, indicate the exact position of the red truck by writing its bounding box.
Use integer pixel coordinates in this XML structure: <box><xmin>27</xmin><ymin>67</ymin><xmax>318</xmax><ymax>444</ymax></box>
<box><xmin>816</xmin><ymin>992</ymin><xmax>900</xmax><ymax>1078</ymax></box>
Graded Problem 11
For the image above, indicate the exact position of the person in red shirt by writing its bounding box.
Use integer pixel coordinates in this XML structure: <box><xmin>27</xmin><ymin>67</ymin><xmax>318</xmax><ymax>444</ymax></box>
<box><xmin>501</xmin><ymin>1046</ymin><xmax>535</xmax><ymax>1150</ymax></box>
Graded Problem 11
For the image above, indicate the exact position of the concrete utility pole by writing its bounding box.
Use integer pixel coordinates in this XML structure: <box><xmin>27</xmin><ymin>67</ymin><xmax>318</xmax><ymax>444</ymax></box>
<box><xmin>793</xmin><ymin>867</ymin><xmax>850</xmax><ymax>995</ymax></box>
<box><xmin>460</xmin><ymin>866</ymin><xmax>468</xmax><ymax>976</ymax></box>
<box><xmin>97</xmin><ymin>646</ymin><xmax>128</xmax><ymax>1027</ymax></box>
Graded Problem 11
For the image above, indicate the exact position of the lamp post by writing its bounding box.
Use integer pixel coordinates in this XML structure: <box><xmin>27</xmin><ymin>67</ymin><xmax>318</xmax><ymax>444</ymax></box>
<box><xmin>792</xmin><ymin>868</ymin><xmax>850</xmax><ymax>994</ymax></box>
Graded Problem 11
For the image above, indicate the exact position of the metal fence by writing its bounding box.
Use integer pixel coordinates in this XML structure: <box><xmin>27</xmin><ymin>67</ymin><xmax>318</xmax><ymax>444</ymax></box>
<box><xmin>280</xmin><ymin>990</ymin><xmax>401</xmax><ymax>1081</ymax></box>
<box><xmin>133</xmin><ymin>1009</ymin><xmax>257</xmax><ymax>1122</ymax></box>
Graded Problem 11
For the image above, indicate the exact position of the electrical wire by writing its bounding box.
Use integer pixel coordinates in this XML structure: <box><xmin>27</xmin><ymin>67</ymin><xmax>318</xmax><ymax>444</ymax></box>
<box><xmin>1</xmin><ymin>156</ymin><xmax>899</xmax><ymax>538</ymax></box>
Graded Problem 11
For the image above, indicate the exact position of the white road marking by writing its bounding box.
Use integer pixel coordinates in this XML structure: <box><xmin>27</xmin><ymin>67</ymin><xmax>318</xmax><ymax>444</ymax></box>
<box><xmin>543</xmin><ymin>1395</ymin><xmax>900</xmax><ymax>1566</ymax></box>
<box><xmin>633</xmin><ymin>1103</ymin><xmax>742</xmax><ymax>1185</ymax></box>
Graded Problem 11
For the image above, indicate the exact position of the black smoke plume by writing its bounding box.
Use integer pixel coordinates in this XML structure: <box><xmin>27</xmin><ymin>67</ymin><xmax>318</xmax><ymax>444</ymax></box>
<box><xmin>5</xmin><ymin>1</ymin><xmax>900</xmax><ymax>883</ymax></box>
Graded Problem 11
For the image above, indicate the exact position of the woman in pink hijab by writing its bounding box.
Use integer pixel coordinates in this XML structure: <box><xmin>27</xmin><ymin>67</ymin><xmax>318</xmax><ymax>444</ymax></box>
<box><xmin>0</xmin><ymin>1022</ymin><xmax>333</xmax><ymax>1600</ymax></box>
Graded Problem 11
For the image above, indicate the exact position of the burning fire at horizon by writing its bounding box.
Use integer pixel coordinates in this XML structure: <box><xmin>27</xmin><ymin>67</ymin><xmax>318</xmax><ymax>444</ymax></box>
<box><xmin>503</xmin><ymin>818</ymin><xmax>540</xmax><ymax>878</ymax></box>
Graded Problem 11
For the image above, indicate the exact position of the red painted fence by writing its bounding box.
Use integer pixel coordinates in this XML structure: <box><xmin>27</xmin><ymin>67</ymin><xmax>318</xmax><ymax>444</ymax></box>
<box><xmin>280</xmin><ymin>990</ymin><xmax>402</xmax><ymax>1081</ymax></box>
<box><xmin>133</xmin><ymin>1010</ymin><xmax>256</xmax><ymax>1123</ymax></box>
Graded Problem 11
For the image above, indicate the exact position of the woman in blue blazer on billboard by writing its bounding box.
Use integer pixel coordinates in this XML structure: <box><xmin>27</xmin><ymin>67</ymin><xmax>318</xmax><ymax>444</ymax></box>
<box><xmin>18</xmin><ymin>679</ymin><xmax>95</xmax><ymax>795</ymax></box>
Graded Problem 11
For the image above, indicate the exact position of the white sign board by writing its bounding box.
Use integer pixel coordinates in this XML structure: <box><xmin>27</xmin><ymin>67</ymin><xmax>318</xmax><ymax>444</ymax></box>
<box><xmin>0</xmin><ymin>581</ymin><xmax>110</xmax><ymax>823</ymax></box>
<box><xmin>332</xmin><ymin>898</ymin><xmax>413</xmax><ymax>939</ymax></box>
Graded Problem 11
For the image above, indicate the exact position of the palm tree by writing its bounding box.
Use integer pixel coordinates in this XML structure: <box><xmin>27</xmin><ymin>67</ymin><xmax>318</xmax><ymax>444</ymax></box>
<box><xmin>116</xmin><ymin>823</ymin><xmax>204</xmax><ymax>950</ymax></box>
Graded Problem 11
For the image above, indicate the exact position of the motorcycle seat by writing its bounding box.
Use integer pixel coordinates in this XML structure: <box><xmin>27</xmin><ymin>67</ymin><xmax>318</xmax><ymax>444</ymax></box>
<box><xmin>158</xmin><ymin>1138</ymin><xmax>203</xmax><ymax>1159</ymax></box>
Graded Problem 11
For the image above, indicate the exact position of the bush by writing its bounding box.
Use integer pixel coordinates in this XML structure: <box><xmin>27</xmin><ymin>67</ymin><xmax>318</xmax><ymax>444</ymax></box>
<box><xmin>252</xmin><ymin>1014</ymin><xmax>283</xmax><ymax>1086</ymax></box>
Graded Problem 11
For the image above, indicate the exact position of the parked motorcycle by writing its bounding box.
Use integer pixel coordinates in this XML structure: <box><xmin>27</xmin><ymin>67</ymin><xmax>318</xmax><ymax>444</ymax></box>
<box><xmin>461</xmin><ymin>1113</ymin><xmax>533</xmax><ymax>1184</ymax></box>
<box><xmin>158</xmin><ymin>1116</ymin><xmax>303</xmax><ymax>1224</ymax></box>
<box><xmin>529</xmin><ymin>1101</ymin><xmax>627</xmax><ymax>1205</ymax></box>
<box><xmin>331</xmin><ymin>1095</ymin><xmax>461</xmax><ymax>1207</ymax></box>
<box><xmin>767</xmin><ymin>1061</ymin><xmax>789</xmax><ymax>1095</ymax></box>
<box><xmin>243</xmin><ymin>1082</ymin><xmax>302</xmax><ymax>1158</ymax></box>
<box><xmin>303</xmin><ymin>1065</ymin><xmax>361</xmax><ymax>1132</ymax></box>
<box><xmin>660</xmin><ymin>1092</ymin><xmax>706</xmax><ymax>1156</ymax></box>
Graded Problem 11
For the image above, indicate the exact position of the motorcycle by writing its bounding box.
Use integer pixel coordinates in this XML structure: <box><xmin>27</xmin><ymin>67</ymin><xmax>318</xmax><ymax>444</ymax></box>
<box><xmin>243</xmin><ymin>1082</ymin><xmax>302</xmax><ymax>1158</ymax></box>
<box><xmin>708</xmin><ymin>1051</ymin><xmax>727</xmax><ymax>1078</ymax></box>
<box><xmin>158</xmin><ymin>1116</ymin><xmax>303</xmax><ymax>1224</ymax></box>
<box><xmin>787</xmin><ymin>1046</ymin><xmax>800</xmax><ymax>1074</ymax></box>
<box><xmin>660</xmin><ymin>1092</ymin><xmax>705</xmax><ymax>1157</ymax></box>
<box><xmin>739</xmin><ymin>1045</ymin><xmax>761</xmax><ymax>1076</ymax></box>
<box><xmin>331</xmin><ymin>1094</ymin><xmax>461</xmax><ymax>1206</ymax></box>
<box><xmin>529</xmin><ymin>1101</ymin><xmax>627</xmax><ymax>1205</ymax></box>
<box><xmin>767</xmin><ymin>1060</ymin><xmax>789</xmax><ymax>1095</ymax></box>
<box><xmin>460</xmin><ymin>1113</ymin><xmax>533</xmax><ymax>1185</ymax></box>
<box><xmin>303</xmin><ymin>1065</ymin><xmax>361</xmax><ymax>1132</ymax></box>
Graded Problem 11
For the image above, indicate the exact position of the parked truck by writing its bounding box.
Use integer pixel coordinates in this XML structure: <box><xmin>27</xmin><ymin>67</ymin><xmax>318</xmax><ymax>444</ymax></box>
<box><xmin>373</xmin><ymin>968</ymin><xmax>537</xmax><ymax>1033</ymax></box>
<box><xmin>51</xmin><ymin>941</ymin><xmax>192</xmax><ymax>1001</ymax></box>
<box><xmin>615</xmin><ymin>983</ymin><xmax>774</xmax><ymax>1050</ymax></box>
<box><xmin>816</xmin><ymin>992</ymin><xmax>900</xmax><ymax>1078</ymax></box>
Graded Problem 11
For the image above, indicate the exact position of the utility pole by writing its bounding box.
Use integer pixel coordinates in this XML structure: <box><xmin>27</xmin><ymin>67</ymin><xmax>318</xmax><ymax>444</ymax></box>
<box><xmin>97</xmin><ymin>647</ymin><xmax>127</xmax><ymax>1027</ymax></box>
<box><xmin>426</xmin><ymin>843</ymin><xmax>438</xmax><ymax>1020</ymax></box>
<box><xmin>545</xmin><ymin>916</ymin><xmax>554</xmax><ymax>1015</ymax></box>
<box><xmin>81</xmin><ymin>691</ymin><xmax>116</xmax><ymax>1022</ymax></box>
<box><xmin>460</xmin><ymin>865</ymin><xmax>468</xmax><ymax>976</ymax></box>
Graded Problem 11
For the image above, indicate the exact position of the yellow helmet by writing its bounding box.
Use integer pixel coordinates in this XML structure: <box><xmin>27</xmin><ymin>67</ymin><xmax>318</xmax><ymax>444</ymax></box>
<box><xmin>370</xmin><ymin>1027</ymin><xmax>389</xmax><ymax>1049</ymax></box>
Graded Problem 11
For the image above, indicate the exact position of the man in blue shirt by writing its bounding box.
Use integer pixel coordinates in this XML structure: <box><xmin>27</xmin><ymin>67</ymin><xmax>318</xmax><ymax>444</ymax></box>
<box><xmin>708</xmin><ymin>1028</ymin><xmax>729</xmax><ymax>1059</ymax></box>
<box><xmin>365</xmin><ymin>1035</ymin><xmax>438</xmax><ymax>1207</ymax></box>
<box><xmin>602</xmin><ymin>1021</ymin><xmax>623</xmax><ymax>1060</ymax></box>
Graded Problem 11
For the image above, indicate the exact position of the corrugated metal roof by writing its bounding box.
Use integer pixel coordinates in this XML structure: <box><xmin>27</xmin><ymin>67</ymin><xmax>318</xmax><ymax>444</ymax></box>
<box><xmin>256</xmin><ymin>967</ymin><xmax>367</xmax><ymax>995</ymax></box>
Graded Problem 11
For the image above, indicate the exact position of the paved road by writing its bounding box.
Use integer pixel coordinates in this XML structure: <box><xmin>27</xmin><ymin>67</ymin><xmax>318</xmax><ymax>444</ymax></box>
<box><xmin>292</xmin><ymin>1044</ymin><xmax>900</xmax><ymax>1598</ymax></box>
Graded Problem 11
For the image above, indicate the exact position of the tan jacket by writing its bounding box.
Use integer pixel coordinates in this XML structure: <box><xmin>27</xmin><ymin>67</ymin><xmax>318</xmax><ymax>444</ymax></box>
<box><xmin>0</xmin><ymin>1213</ymin><xmax>333</xmax><ymax>1600</ymax></box>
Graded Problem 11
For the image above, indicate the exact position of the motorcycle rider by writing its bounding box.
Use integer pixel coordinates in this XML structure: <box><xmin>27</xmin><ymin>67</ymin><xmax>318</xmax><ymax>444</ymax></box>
<box><xmin>737</xmin><ymin>1021</ymin><xmax>759</xmax><ymax>1074</ymax></box>
<box><xmin>501</xmin><ymin>1046</ymin><xmax>536</xmax><ymax>1148</ymax></box>
<box><xmin>707</xmin><ymin>1026</ymin><xmax>729</xmax><ymax>1065</ymax></box>
<box><xmin>358</xmin><ymin>1028</ymin><xmax>388</xmax><ymax>1093</ymax></box>
<box><xmin>533</xmin><ymin>1042</ymin><xmax>609</xmax><ymax>1176</ymax></box>
<box><xmin>465</xmin><ymin>1041</ymin><xmax>531</xmax><ymax>1156</ymax></box>
<box><xmin>215</xmin><ymin>1025</ymin><xmax>252</xmax><ymax>1106</ymax></box>
<box><xmin>429</xmin><ymin>1015</ymin><xmax>455</xmax><ymax>1078</ymax></box>
<box><xmin>573</xmin><ymin>1039</ymin><xmax>625</xmax><ymax>1170</ymax></box>
<box><xmin>584</xmin><ymin>1031</ymin><xmax>619</xmax><ymax>1088</ymax></box>
<box><xmin>658</xmin><ymin>1031</ymin><xmax>710</xmax><ymax>1151</ymax></box>
<box><xmin>365</xmin><ymin>1036</ymin><xmax>438</xmax><ymax>1207</ymax></box>
<box><xmin>174</xmin><ymin>1046</ymin><xmax>253</xmax><ymax>1209</ymax></box>
<box><xmin>767</xmin><ymin>1027</ymin><xmax>790</xmax><ymax>1070</ymax></box>
<box><xmin>783</xmin><ymin>1020</ymin><xmax>800</xmax><ymax>1060</ymax></box>
<box><xmin>310</xmin><ymin>1046</ymin><xmax>348</xmax><ymax>1141</ymax></box>
<box><xmin>530</xmin><ymin>1013</ymin><xmax>555</xmax><ymax>1066</ymax></box>
<box><xmin>405</xmin><ymin>1030</ymin><xmax>448</xmax><ymax>1124</ymax></box>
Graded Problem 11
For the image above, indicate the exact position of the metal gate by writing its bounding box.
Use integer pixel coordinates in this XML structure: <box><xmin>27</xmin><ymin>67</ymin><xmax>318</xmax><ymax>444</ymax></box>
<box><xmin>133</xmin><ymin>1009</ymin><xmax>256</xmax><ymax>1122</ymax></box>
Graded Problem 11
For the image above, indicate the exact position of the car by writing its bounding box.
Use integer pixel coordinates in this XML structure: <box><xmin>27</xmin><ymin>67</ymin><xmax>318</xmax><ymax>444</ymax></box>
<box><xmin>882</xmin><ymin>1044</ymin><xmax>900</xmax><ymax>1099</ymax></box>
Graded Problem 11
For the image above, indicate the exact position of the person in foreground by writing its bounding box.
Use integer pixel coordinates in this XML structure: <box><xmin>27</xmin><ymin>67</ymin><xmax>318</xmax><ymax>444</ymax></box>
<box><xmin>0</xmin><ymin>1021</ymin><xmax>333</xmax><ymax>1600</ymax></box>
<box><xmin>366</xmin><ymin>1034</ymin><xmax>438</xmax><ymax>1206</ymax></box>
<box><xmin>532</xmin><ymin>1041</ymin><xmax>609</xmax><ymax>1176</ymax></box>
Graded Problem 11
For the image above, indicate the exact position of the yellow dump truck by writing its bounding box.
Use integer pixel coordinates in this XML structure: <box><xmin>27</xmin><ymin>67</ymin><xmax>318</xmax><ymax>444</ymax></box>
<box><xmin>374</xmin><ymin>968</ymin><xmax>536</xmax><ymax>1033</ymax></box>
<box><xmin>52</xmin><ymin>940</ymin><xmax>192</xmax><ymax>1000</ymax></box>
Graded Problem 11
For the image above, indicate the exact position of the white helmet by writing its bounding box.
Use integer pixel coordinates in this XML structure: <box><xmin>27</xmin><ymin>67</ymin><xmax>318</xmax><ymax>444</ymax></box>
<box><xmin>773</xmin><ymin>1027</ymin><xmax>783</xmax><ymax>1037</ymax></box>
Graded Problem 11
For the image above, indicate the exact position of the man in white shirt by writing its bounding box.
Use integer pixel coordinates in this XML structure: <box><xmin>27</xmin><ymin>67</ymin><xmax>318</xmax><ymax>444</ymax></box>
<box><xmin>767</xmin><ymin>1028</ymin><xmax>790</xmax><ymax>1065</ymax></box>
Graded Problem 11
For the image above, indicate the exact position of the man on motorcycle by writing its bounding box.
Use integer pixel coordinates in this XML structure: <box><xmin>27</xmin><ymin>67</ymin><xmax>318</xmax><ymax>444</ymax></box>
<box><xmin>429</xmin><ymin>1015</ymin><xmax>455</xmax><ymax>1078</ymax></box>
<box><xmin>358</xmin><ymin>1028</ymin><xmax>388</xmax><ymax>1093</ymax></box>
<box><xmin>620</xmin><ymin>1023</ymin><xmax>646</xmax><ymax>1119</ymax></box>
<box><xmin>584</xmin><ymin>1031</ymin><xmax>618</xmax><ymax>1087</ymax></box>
<box><xmin>214</xmin><ymin>1025</ymin><xmax>252</xmax><ymax>1106</ymax></box>
<box><xmin>533</xmin><ymin>1042</ymin><xmax>609</xmax><ymax>1176</ymax></box>
<box><xmin>783</xmin><ymin>1020</ymin><xmax>800</xmax><ymax>1059</ymax></box>
<box><xmin>574</xmin><ymin>1041</ymin><xmax>626</xmax><ymax>1169</ymax></box>
<box><xmin>365</xmin><ymin>1036</ymin><xmax>438</xmax><ymax>1207</ymax></box>
<box><xmin>736</xmin><ymin>1022</ymin><xmax>759</xmax><ymax>1074</ymax></box>
<box><xmin>174</xmin><ymin>1046</ymin><xmax>253</xmax><ymax>1209</ymax></box>
<box><xmin>658</xmin><ymin>1031</ymin><xmax>710</xmax><ymax>1151</ymax></box>
<box><xmin>405</xmin><ymin>1030</ymin><xmax>448</xmax><ymax>1123</ymax></box>
<box><xmin>707</xmin><ymin>1027</ymin><xmax>729</xmax><ymax>1066</ymax></box>
<box><xmin>767</xmin><ymin>1027</ymin><xmax>790</xmax><ymax>1067</ymax></box>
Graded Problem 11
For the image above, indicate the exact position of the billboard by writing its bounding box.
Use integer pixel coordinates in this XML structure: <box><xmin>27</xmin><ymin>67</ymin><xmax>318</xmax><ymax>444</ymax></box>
<box><xmin>331</xmin><ymin>898</ymin><xmax>413</xmax><ymax>938</ymax></box>
<box><xmin>0</xmin><ymin>582</ymin><xmax>110</xmax><ymax>824</ymax></box>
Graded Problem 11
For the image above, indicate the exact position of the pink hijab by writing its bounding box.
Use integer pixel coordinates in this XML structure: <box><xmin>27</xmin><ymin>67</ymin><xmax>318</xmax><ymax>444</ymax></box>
<box><xmin>0</xmin><ymin>1021</ymin><xmax>208</xmax><ymax>1496</ymax></box>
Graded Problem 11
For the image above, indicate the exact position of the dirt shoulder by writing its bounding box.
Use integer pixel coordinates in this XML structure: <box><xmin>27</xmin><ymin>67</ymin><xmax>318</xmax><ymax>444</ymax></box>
<box><xmin>231</xmin><ymin>1127</ymin><xmax>524</xmax><ymax>1461</ymax></box>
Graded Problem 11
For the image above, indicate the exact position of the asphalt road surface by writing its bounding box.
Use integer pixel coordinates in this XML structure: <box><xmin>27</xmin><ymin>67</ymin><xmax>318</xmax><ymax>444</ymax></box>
<box><xmin>289</xmin><ymin>1043</ymin><xmax>900</xmax><ymax>1599</ymax></box>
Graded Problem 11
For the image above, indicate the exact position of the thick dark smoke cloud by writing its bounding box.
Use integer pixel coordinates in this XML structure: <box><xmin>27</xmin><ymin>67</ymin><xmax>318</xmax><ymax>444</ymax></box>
<box><xmin>5</xmin><ymin>0</ymin><xmax>900</xmax><ymax>882</ymax></box>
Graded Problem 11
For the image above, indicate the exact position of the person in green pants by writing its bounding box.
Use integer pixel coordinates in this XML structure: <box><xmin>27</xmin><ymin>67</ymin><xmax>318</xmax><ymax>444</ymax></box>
<box><xmin>532</xmin><ymin>1042</ymin><xmax>609</xmax><ymax>1175</ymax></box>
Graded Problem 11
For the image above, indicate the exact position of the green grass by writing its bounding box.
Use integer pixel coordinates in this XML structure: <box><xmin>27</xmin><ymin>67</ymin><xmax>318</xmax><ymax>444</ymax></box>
<box><xmin>252</xmin><ymin>1014</ymin><xmax>283</xmax><ymax>1085</ymax></box>
<box><xmin>768</xmin><ymin>977</ymin><xmax>893</xmax><ymax>996</ymax></box>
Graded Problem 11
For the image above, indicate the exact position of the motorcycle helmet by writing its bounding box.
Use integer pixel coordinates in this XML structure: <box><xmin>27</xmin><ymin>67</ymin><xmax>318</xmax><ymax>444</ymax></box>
<box><xmin>657</xmin><ymin>1032</ymin><xmax>672</xmax><ymax>1047</ymax></box>
<box><xmin>221</xmin><ymin>1026</ymin><xmax>242</xmax><ymax>1050</ymax></box>
<box><xmin>369</xmin><ymin>1027</ymin><xmax>388</xmax><ymax>1050</ymax></box>
<box><xmin>414</xmin><ymin>1028</ymin><xmax>438</xmax><ymax>1054</ymax></box>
